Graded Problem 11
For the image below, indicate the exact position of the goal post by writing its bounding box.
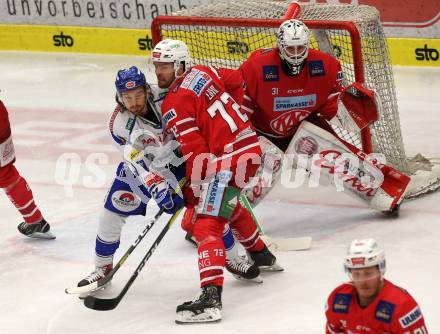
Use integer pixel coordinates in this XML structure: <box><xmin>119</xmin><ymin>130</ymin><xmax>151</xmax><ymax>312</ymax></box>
<box><xmin>151</xmin><ymin>1</ymin><xmax>440</xmax><ymax>198</ymax></box>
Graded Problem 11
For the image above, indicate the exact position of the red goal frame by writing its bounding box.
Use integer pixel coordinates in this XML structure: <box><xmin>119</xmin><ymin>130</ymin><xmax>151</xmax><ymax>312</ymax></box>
<box><xmin>151</xmin><ymin>2</ymin><xmax>373</xmax><ymax>153</ymax></box>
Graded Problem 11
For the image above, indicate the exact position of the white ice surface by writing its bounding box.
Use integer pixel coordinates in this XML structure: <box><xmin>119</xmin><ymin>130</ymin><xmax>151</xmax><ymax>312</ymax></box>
<box><xmin>0</xmin><ymin>52</ymin><xmax>439</xmax><ymax>334</ymax></box>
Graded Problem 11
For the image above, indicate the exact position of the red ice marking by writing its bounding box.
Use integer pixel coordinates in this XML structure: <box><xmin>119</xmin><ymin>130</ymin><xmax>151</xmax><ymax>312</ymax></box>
<box><xmin>8</xmin><ymin>106</ymin><xmax>120</xmax><ymax>163</ymax></box>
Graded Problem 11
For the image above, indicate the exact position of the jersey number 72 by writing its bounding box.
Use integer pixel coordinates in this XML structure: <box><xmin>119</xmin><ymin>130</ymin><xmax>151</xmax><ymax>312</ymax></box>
<box><xmin>207</xmin><ymin>92</ymin><xmax>248</xmax><ymax>133</ymax></box>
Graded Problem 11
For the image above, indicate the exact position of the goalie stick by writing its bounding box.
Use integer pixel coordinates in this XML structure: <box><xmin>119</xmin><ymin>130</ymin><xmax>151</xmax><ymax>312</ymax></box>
<box><xmin>83</xmin><ymin>207</ymin><xmax>183</xmax><ymax>311</ymax></box>
<box><xmin>65</xmin><ymin>208</ymin><xmax>165</xmax><ymax>295</ymax></box>
<box><xmin>239</xmin><ymin>195</ymin><xmax>312</xmax><ymax>251</ymax></box>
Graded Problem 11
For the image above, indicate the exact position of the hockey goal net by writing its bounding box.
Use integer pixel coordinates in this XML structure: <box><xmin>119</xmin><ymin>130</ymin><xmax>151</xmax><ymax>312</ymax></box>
<box><xmin>151</xmin><ymin>1</ymin><xmax>440</xmax><ymax>198</ymax></box>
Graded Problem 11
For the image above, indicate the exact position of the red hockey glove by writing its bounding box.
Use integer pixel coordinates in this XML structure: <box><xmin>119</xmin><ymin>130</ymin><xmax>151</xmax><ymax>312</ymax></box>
<box><xmin>340</xmin><ymin>82</ymin><xmax>381</xmax><ymax>130</ymax></box>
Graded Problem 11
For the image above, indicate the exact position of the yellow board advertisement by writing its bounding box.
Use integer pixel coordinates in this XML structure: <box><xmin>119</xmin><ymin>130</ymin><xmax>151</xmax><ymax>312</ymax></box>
<box><xmin>0</xmin><ymin>24</ymin><xmax>153</xmax><ymax>55</ymax></box>
<box><xmin>0</xmin><ymin>24</ymin><xmax>439</xmax><ymax>67</ymax></box>
<box><xmin>388</xmin><ymin>39</ymin><xmax>440</xmax><ymax>67</ymax></box>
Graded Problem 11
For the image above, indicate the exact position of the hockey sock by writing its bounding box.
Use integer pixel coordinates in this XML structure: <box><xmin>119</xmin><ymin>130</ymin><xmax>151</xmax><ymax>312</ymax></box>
<box><xmin>193</xmin><ymin>217</ymin><xmax>226</xmax><ymax>287</ymax></box>
<box><xmin>95</xmin><ymin>209</ymin><xmax>125</xmax><ymax>267</ymax></box>
<box><xmin>1</xmin><ymin>165</ymin><xmax>43</xmax><ymax>224</ymax></box>
<box><xmin>223</xmin><ymin>224</ymin><xmax>239</xmax><ymax>259</ymax></box>
<box><xmin>229</xmin><ymin>203</ymin><xmax>265</xmax><ymax>252</ymax></box>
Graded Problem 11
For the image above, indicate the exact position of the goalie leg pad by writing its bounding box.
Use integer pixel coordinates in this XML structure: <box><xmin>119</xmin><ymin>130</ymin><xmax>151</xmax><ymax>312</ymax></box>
<box><xmin>244</xmin><ymin>136</ymin><xmax>283</xmax><ymax>208</ymax></box>
<box><xmin>285</xmin><ymin>121</ymin><xmax>410</xmax><ymax>212</ymax></box>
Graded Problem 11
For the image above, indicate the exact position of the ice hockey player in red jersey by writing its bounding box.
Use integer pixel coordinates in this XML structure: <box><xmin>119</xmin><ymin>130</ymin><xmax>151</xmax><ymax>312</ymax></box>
<box><xmin>325</xmin><ymin>238</ymin><xmax>428</xmax><ymax>334</ymax></box>
<box><xmin>71</xmin><ymin>66</ymin><xmax>261</xmax><ymax>296</ymax></box>
<box><xmin>0</xmin><ymin>99</ymin><xmax>54</xmax><ymax>239</ymax></box>
<box><xmin>239</xmin><ymin>19</ymin><xmax>410</xmax><ymax>215</ymax></box>
<box><xmin>153</xmin><ymin>39</ymin><xmax>282</xmax><ymax>324</ymax></box>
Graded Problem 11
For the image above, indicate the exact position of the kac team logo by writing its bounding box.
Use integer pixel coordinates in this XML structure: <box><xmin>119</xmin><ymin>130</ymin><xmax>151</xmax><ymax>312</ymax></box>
<box><xmin>270</xmin><ymin>109</ymin><xmax>310</xmax><ymax>135</ymax></box>
<box><xmin>295</xmin><ymin>136</ymin><xmax>318</xmax><ymax>156</ymax></box>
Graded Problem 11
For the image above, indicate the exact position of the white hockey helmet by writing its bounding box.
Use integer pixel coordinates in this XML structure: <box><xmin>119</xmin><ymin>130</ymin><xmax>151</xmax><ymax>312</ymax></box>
<box><xmin>152</xmin><ymin>39</ymin><xmax>190</xmax><ymax>73</ymax></box>
<box><xmin>277</xmin><ymin>19</ymin><xmax>310</xmax><ymax>66</ymax></box>
<box><xmin>344</xmin><ymin>238</ymin><xmax>386</xmax><ymax>276</ymax></box>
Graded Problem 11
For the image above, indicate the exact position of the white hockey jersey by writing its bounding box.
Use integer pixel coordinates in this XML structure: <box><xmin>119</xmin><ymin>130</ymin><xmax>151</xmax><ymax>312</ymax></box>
<box><xmin>109</xmin><ymin>85</ymin><xmax>183</xmax><ymax>181</ymax></box>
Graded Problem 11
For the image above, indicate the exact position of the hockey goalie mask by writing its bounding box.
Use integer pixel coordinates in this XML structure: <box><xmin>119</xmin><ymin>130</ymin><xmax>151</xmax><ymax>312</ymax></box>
<box><xmin>344</xmin><ymin>238</ymin><xmax>386</xmax><ymax>281</ymax></box>
<box><xmin>152</xmin><ymin>39</ymin><xmax>190</xmax><ymax>77</ymax></box>
<box><xmin>115</xmin><ymin>66</ymin><xmax>150</xmax><ymax>116</ymax></box>
<box><xmin>277</xmin><ymin>19</ymin><xmax>310</xmax><ymax>75</ymax></box>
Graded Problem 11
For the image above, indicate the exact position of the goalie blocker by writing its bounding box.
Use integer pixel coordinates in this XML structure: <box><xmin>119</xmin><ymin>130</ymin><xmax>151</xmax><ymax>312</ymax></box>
<box><xmin>285</xmin><ymin>121</ymin><xmax>410</xmax><ymax>213</ymax></box>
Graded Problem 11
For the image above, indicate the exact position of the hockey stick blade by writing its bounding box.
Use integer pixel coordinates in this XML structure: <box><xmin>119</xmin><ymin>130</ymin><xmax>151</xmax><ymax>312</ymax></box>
<box><xmin>83</xmin><ymin>208</ymin><xmax>182</xmax><ymax>311</ymax></box>
<box><xmin>261</xmin><ymin>235</ymin><xmax>312</xmax><ymax>252</ymax></box>
<box><xmin>84</xmin><ymin>294</ymin><xmax>120</xmax><ymax>311</ymax></box>
<box><xmin>65</xmin><ymin>208</ymin><xmax>164</xmax><ymax>296</ymax></box>
<box><xmin>238</xmin><ymin>195</ymin><xmax>312</xmax><ymax>252</ymax></box>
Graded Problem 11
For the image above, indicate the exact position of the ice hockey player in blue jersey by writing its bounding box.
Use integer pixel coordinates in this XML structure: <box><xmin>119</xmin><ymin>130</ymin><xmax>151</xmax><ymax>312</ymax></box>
<box><xmin>76</xmin><ymin>66</ymin><xmax>185</xmax><ymax>290</ymax></box>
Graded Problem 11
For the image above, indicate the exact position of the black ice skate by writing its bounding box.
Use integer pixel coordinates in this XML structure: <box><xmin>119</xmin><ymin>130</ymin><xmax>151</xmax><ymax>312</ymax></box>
<box><xmin>248</xmin><ymin>245</ymin><xmax>284</xmax><ymax>272</ymax></box>
<box><xmin>184</xmin><ymin>232</ymin><xmax>198</xmax><ymax>247</ymax></box>
<box><xmin>225</xmin><ymin>256</ymin><xmax>262</xmax><ymax>283</ymax></box>
<box><xmin>175</xmin><ymin>285</ymin><xmax>222</xmax><ymax>324</ymax></box>
<box><xmin>75</xmin><ymin>264</ymin><xmax>113</xmax><ymax>298</ymax></box>
<box><xmin>65</xmin><ymin>264</ymin><xmax>113</xmax><ymax>296</ymax></box>
<box><xmin>17</xmin><ymin>218</ymin><xmax>55</xmax><ymax>239</ymax></box>
<box><xmin>78</xmin><ymin>264</ymin><xmax>113</xmax><ymax>288</ymax></box>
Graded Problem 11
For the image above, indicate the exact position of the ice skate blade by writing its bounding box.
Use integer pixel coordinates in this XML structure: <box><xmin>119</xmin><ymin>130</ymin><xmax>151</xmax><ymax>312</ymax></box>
<box><xmin>259</xmin><ymin>263</ymin><xmax>284</xmax><ymax>272</ymax></box>
<box><xmin>78</xmin><ymin>282</ymin><xmax>112</xmax><ymax>299</ymax></box>
<box><xmin>27</xmin><ymin>231</ymin><xmax>56</xmax><ymax>240</ymax></box>
<box><xmin>175</xmin><ymin>308</ymin><xmax>222</xmax><ymax>324</ymax></box>
<box><xmin>65</xmin><ymin>282</ymin><xmax>97</xmax><ymax>295</ymax></box>
<box><xmin>232</xmin><ymin>274</ymin><xmax>263</xmax><ymax>283</ymax></box>
<box><xmin>65</xmin><ymin>280</ymin><xmax>111</xmax><ymax>295</ymax></box>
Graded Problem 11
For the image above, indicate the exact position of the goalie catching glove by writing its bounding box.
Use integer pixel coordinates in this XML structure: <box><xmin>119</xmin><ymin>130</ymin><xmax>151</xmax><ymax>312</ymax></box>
<box><xmin>340</xmin><ymin>82</ymin><xmax>381</xmax><ymax>130</ymax></box>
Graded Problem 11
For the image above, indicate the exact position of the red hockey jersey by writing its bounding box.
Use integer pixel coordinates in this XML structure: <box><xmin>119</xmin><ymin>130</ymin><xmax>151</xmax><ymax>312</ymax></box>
<box><xmin>240</xmin><ymin>48</ymin><xmax>343</xmax><ymax>139</ymax></box>
<box><xmin>209</xmin><ymin>65</ymin><xmax>245</xmax><ymax>106</ymax></box>
<box><xmin>161</xmin><ymin>65</ymin><xmax>261</xmax><ymax>182</ymax></box>
<box><xmin>0</xmin><ymin>100</ymin><xmax>12</xmax><ymax>142</ymax></box>
<box><xmin>325</xmin><ymin>279</ymin><xmax>428</xmax><ymax>334</ymax></box>
<box><xmin>0</xmin><ymin>100</ymin><xmax>16</xmax><ymax>168</ymax></box>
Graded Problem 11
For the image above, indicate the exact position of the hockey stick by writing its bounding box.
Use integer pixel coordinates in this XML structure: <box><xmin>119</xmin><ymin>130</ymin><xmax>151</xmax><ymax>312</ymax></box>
<box><xmin>65</xmin><ymin>208</ymin><xmax>165</xmax><ymax>295</ymax></box>
<box><xmin>239</xmin><ymin>195</ymin><xmax>312</xmax><ymax>251</ymax></box>
<box><xmin>83</xmin><ymin>207</ymin><xmax>183</xmax><ymax>311</ymax></box>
